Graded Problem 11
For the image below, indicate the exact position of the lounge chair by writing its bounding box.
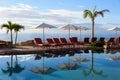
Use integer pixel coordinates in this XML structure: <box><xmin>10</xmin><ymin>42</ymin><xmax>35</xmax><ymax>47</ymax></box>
<box><xmin>99</xmin><ymin>37</ymin><xmax>105</xmax><ymax>42</ymax></box>
<box><xmin>106</xmin><ymin>37</ymin><xmax>115</xmax><ymax>48</ymax></box>
<box><xmin>53</xmin><ymin>38</ymin><xmax>64</xmax><ymax>45</ymax></box>
<box><xmin>60</xmin><ymin>38</ymin><xmax>73</xmax><ymax>47</ymax></box>
<box><xmin>118</xmin><ymin>37</ymin><xmax>120</xmax><ymax>46</ymax></box>
<box><xmin>69</xmin><ymin>37</ymin><xmax>83</xmax><ymax>48</ymax></box>
<box><xmin>82</xmin><ymin>37</ymin><xmax>90</xmax><ymax>45</ymax></box>
<box><xmin>69</xmin><ymin>37</ymin><xmax>81</xmax><ymax>45</ymax></box>
<box><xmin>107</xmin><ymin>37</ymin><xmax>115</xmax><ymax>43</ymax></box>
<box><xmin>114</xmin><ymin>37</ymin><xmax>120</xmax><ymax>47</ymax></box>
<box><xmin>91</xmin><ymin>37</ymin><xmax>97</xmax><ymax>43</ymax></box>
<box><xmin>46</xmin><ymin>38</ymin><xmax>60</xmax><ymax>47</ymax></box>
<box><xmin>0</xmin><ymin>40</ymin><xmax>7</xmax><ymax>48</ymax></box>
<box><xmin>34</xmin><ymin>38</ymin><xmax>50</xmax><ymax>48</ymax></box>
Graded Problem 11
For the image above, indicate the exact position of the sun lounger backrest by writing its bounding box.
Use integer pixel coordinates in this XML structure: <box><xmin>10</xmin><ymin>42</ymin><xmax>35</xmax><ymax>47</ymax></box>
<box><xmin>47</xmin><ymin>38</ymin><xmax>54</xmax><ymax>44</ymax></box>
<box><xmin>0</xmin><ymin>40</ymin><xmax>6</xmax><ymax>44</ymax></box>
<box><xmin>69</xmin><ymin>38</ymin><xmax>74</xmax><ymax>43</ymax></box>
<box><xmin>91</xmin><ymin>37</ymin><xmax>97</xmax><ymax>42</ymax></box>
<box><xmin>34</xmin><ymin>38</ymin><xmax>43</xmax><ymax>44</ymax></box>
<box><xmin>108</xmin><ymin>37</ymin><xmax>115</xmax><ymax>42</ymax></box>
<box><xmin>60</xmin><ymin>38</ymin><xmax>67</xmax><ymax>43</ymax></box>
<box><xmin>53</xmin><ymin>38</ymin><xmax>61</xmax><ymax>44</ymax></box>
<box><xmin>69</xmin><ymin>37</ymin><xmax>77</xmax><ymax>43</ymax></box>
<box><xmin>118</xmin><ymin>37</ymin><xmax>120</xmax><ymax>43</ymax></box>
<box><xmin>84</xmin><ymin>37</ymin><xmax>89</xmax><ymax>43</ymax></box>
<box><xmin>99</xmin><ymin>37</ymin><xmax>105</xmax><ymax>42</ymax></box>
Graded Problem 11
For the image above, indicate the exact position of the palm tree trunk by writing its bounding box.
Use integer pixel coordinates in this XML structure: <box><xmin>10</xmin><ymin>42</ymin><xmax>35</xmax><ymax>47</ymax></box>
<box><xmin>15</xmin><ymin>55</ymin><xmax>18</xmax><ymax>64</ymax></box>
<box><xmin>10</xmin><ymin>30</ymin><xmax>13</xmax><ymax>47</ymax></box>
<box><xmin>92</xmin><ymin>19</ymin><xmax>94</xmax><ymax>38</ymax></box>
<box><xmin>15</xmin><ymin>32</ymin><xmax>18</xmax><ymax>45</ymax></box>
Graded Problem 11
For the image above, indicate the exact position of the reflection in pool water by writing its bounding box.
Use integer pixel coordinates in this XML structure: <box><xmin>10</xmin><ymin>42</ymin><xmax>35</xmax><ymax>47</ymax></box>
<box><xmin>83</xmin><ymin>53</ymin><xmax>107</xmax><ymax>80</ymax></box>
<box><xmin>0</xmin><ymin>49</ymin><xmax>120</xmax><ymax>80</ymax></box>
<box><xmin>1</xmin><ymin>55</ymin><xmax>25</xmax><ymax>76</ymax></box>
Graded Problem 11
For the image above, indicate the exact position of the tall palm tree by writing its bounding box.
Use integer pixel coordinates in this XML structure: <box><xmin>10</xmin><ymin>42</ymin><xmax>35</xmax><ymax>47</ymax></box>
<box><xmin>83</xmin><ymin>6</ymin><xmax>109</xmax><ymax>38</ymax></box>
<box><xmin>14</xmin><ymin>24</ymin><xmax>24</xmax><ymax>45</ymax></box>
<box><xmin>1</xmin><ymin>21</ymin><xmax>15</xmax><ymax>47</ymax></box>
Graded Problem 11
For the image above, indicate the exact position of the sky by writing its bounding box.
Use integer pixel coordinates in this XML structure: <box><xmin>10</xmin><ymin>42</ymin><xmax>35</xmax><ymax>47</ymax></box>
<box><xmin>0</xmin><ymin>0</ymin><xmax>120</xmax><ymax>28</ymax></box>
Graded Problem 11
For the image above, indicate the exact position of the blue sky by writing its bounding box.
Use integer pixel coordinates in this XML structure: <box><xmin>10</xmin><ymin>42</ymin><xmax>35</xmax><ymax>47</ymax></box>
<box><xmin>0</xmin><ymin>0</ymin><xmax>120</xmax><ymax>28</ymax></box>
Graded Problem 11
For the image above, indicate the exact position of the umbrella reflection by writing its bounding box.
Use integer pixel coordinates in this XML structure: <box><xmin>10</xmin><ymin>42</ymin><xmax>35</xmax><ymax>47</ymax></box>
<box><xmin>1</xmin><ymin>55</ymin><xmax>25</xmax><ymax>76</ymax></box>
<box><xmin>31</xmin><ymin>53</ymin><xmax>56</xmax><ymax>74</ymax></box>
<box><xmin>58</xmin><ymin>51</ymin><xmax>79</xmax><ymax>70</ymax></box>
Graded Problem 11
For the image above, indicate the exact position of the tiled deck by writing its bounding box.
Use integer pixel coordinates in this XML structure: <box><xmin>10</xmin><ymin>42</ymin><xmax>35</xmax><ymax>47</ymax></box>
<box><xmin>0</xmin><ymin>45</ymin><xmax>120</xmax><ymax>55</ymax></box>
<box><xmin>0</xmin><ymin>46</ymin><xmax>83</xmax><ymax>55</ymax></box>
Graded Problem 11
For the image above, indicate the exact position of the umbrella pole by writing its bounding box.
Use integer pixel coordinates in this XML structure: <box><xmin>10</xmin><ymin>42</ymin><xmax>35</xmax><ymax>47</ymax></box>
<box><xmin>116</xmin><ymin>31</ymin><xmax>117</xmax><ymax>36</ymax></box>
<box><xmin>42</xmin><ymin>53</ymin><xmax>45</xmax><ymax>74</ymax></box>
<box><xmin>80</xmin><ymin>30</ymin><xmax>82</xmax><ymax>41</ymax></box>
<box><xmin>69</xmin><ymin>27</ymin><xmax>70</xmax><ymax>38</ymax></box>
<box><xmin>43</xmin><ymin>27</ymin><xmax>45</xmax><ymax>43</ymax></box>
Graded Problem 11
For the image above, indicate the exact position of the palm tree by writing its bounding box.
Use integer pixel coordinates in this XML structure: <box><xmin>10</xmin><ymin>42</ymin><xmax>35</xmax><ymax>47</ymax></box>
<box><xmin>1</xmin><ymin>21</ymin><xmax>15</xmax><ymax>47</ymax></box>
<box><xmin>83</xmin><ymin>6</ymin><xmax>109</xmax><ymax>38</ymax></box>
<box><xmin>14</xmin><ymin>24</ymin><xmax>24</xmax><ymax>45</ymax></box>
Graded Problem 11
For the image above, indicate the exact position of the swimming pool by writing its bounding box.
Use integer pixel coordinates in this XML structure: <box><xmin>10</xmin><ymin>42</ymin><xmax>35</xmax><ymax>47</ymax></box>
<box><xmin>0</xmin><ymin>49</ymin><xmax>120</xmax><ymax>80</ymax></box>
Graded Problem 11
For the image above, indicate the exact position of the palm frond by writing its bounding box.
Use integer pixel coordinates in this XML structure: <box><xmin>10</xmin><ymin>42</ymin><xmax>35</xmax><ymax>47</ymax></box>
<box><xmin>1</xmin><ymin>24</ymin><xmax>9</xmax><ymax>29</ymax></box>
<box><xmin>97</xmin><ymin>9</ymin><xmax>110</xmax><ymax>17</ymax></box>
<box><xmin>84</xmin><ymin>10</ymin><xmax>93</xmax><ymax>19</ymax></box>
<box><xmin>14</xmin><ymin>24</ymin><xmax>24</xmax><ymax>32</ymax></box>
<box><xmin>93</xmin><ymin>6</ymin><xmax>97</xmax><ymax>12</ymax></box>
<box><xmin>7</xmin><ymin>29</ymin><xmax>9</xmax><ymax>34</ymax></box>
<box><xmin>94</xmin><ymin>11</ymin><xmax>98</xmax><ymax>17</ymax></box>
<box><xmin>97</xmin><ymin>12</ymin><xmax>104</xmax><ymax>17</ymax></box>
<box><xmin>100</xmin><ymin>9</ymin><xmax>110</xmax><ymax>13</ymax></box>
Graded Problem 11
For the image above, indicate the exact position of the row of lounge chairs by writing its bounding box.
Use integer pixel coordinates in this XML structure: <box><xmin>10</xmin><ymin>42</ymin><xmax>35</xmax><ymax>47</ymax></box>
<box><xmin>0</xmin><ymin>40</ymin><xmax>7</xmax><ymax>47</ymax></box>
<box><xmin>34</xmin><ymin>38</ymin><xmax>73</xmax><ymax>48</ymax></box>
<box><xmin>0</xmin><ymin>40</ymin><xmax>11</xmax><ymax>48</ymax></box>
<box><xmin>34</xmin><ymin>37</ymin><xmax>120</xmax><ymax>48</ymax></box>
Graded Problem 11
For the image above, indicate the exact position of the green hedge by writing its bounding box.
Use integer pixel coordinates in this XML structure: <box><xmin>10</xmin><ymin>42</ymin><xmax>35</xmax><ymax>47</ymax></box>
<box><xmin>89</xmin><ymin>40</ymin><xmax>105</xmax><ymax>47</ymax></box>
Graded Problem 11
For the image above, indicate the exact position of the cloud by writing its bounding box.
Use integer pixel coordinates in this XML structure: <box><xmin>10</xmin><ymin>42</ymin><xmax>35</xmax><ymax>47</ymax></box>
<box><xmin>78</xmin><ymin>5</ymin><xmax>85</xmax><ymax>8</ymax></box>
<box><xmin>0</xmin><ymin>3</ymin><xmax>85</xmax><ymax>27</ymax></box>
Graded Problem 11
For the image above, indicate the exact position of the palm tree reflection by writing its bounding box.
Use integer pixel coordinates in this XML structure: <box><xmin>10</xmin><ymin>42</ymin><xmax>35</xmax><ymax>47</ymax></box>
<box><xmin>1</xmin><ymin>55</ymin><xmax>25</xmax><ymax>76</ymax></box>
<box><xmin>83</xmin><ymin>50</ymin><xmax>107</xmax><ymax>79</ymax></box>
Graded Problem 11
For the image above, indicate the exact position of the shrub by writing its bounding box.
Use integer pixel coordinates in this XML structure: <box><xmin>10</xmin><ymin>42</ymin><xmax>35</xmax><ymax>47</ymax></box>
<box><xmin>90</xmin><ymin>40</ymin><xmax>105</xmax><ymax>47</ymax></box>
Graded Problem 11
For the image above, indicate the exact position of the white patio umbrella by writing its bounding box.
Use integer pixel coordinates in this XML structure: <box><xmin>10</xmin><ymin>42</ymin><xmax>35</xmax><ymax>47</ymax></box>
<box><xmin>35</xmin><ymin>23</ymin><xmax>56</xmax><ymax>43</ymax></box>
<box><xmin>60</xmin><ymin>24</ymin><xmax>78</xmax><ymax>38</ymax></box>
<box><xmin>108</xmin><ymin>27</ymin><xmax>120</xmax><ymax>36</ymax></box>
<box><xmin>77</xmin><ymin>26</ymin><xmax>89</xmax><ymax>41</ymax></box>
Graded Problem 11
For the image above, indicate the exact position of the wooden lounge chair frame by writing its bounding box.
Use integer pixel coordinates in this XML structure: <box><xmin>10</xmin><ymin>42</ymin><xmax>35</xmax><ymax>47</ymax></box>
<box><xmin>34</xmin><ymin>38</ymin><xmax>50</xmax><ymax>48</ymax></box>
<box><xmin>46</xmin><ymin>38</ymin><xmax>60</xmax><ymax>48</ymax></box>
<box><xmin>60</xmin><ymin>38</ymin><xmax>74</xmax><ymax>48</ymax></box>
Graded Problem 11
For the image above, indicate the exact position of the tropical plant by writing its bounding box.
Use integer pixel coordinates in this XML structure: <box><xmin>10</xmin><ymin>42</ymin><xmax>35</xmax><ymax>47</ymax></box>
<box><xmin>90</xmin><ymin>40</ymin><xmax>105</xmax><ymax>47</ymax></box>
<box><xmin>14</xmin><ymin>24</ymin><xmax>24</xmax><ymax>45</ymax></box>
<box><xmin>83</xmin><ymin>6</ymin><xmax>109</xmax><ymax>38</ymax></box>
<box><xmin>1</xmin><ymin>21</ymin><xmax>15</xmax><ymax>47</ymax></box>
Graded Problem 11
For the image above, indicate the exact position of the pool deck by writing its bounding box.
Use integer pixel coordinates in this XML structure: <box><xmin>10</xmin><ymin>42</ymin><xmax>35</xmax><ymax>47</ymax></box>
<box><xmin>0</xmin><ymin>46</ymin><xmax>83</xmax><ymax>55</ymax></box>
<box><xmin>0</xmin><ymin>45</ymin><xmax>120</xmax><ymax>55</ymax></box>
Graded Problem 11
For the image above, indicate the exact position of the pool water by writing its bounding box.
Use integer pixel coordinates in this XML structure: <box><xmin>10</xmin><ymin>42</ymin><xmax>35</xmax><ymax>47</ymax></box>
<box><xmin>0</xmin><ymin>50</ymin><xmax>120</xmax><ymax>80</ymax></box>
